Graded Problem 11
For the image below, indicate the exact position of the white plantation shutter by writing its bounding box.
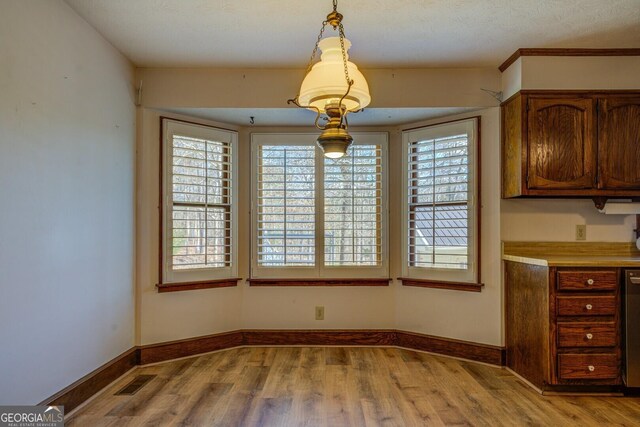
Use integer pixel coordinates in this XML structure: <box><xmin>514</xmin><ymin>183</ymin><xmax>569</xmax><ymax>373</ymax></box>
<box><xmin>324</xmin><ymin>144</ymin><xmax>382</xmax><ymax>266</ymax></box>
<box><xmin>162</xmin><ymin>119</ymin><xmax>237</xmax><ymax>283</ymax></box>
<box><xmin>256</xmin><ymin>144</ymin><xmax>316</xmax><ymax>267</ymax></box>
<box><xmin>402</xmin><ymin>119</ymin><xmax>478</xmax><ymax>283</ymax></box>
<box><xmin>251</xmin><ymin>133</ymin><xmax>388</xmax><ymax>279</ymax></box>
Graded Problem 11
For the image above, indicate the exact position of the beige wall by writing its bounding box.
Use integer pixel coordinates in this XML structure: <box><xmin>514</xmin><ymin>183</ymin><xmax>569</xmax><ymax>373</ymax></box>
<box><xmin>134</xmin><ymin>64</ymin><xmax>505</xmax><ymax>346</ymax></box>
<box><xmin>501</xmin><ymin>56</ymin><xmax>640</xmax><ymax>95</ymax></box>
<box><xmin>501</xmin><ymin>58</ymin><xmax>522</xmax><ymax>100</ymax></box>
<box><xmin>136</xmin><ymin>68</ymin><xmax>501</xmax><ymax>109</ymax></box>
<box><xmin>137</xmin><ymin>107</ymin><xmax>503</xmax><ymax>346</ymax></box>
<box><xmin>395</xmin><ymin>108</ymin><xmax>503</xmax><ymax>346</ymax></box>
<box><xmin>502</xmin><ymin>200</ymin><xmax>637</xmax><ymax>242</ymax></box>
<box><xmin>521</xmin><ymin>56</ymin><xmax>640</xmax><ymax>91</ymax></box>
<box><xmin>0</xmin><ymin>0</ymin><xmax>136</xmax><ymax>404</ymax></box>
<box><xmin>136</xmin><ymin>109</ymin><xmax>243</xmax><ymax>345</ymax></box>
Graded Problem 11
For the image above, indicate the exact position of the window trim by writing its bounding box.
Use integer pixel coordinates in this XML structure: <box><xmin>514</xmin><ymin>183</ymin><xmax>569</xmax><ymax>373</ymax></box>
<box><xmin>250</xmin><ymin>132</ymin><xmax>389</xmax><ymax>280</ymax></box>
<box><xmin>247</xmin><ymin>278</ymin><xmax>391</xmax><ymax>287</ymax></box>
<box><xmin>159</xmin><ymin>117</ymin><xmax>239</xmax><ymax>287</ymax></box>
<box><xmin>400</xmin><ymin>117</ymin><xmax>482</xmax><ymax>288</ymax></box>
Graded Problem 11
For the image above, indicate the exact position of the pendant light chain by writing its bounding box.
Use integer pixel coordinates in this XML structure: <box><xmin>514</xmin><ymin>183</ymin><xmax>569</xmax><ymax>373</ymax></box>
<box><xmin>304</xmin><ymin>0</ymin><xmax>352</xmax><ymax>87</ymax></box>
<box><xmin>305</xmin><ymin>21</ymin><xmax>328</xmax><ymax>75</ymax></box>
<box><xmin>338</xmin><ymin>23</ymin><xmax>352</xmax><ymax>86</ymax></box>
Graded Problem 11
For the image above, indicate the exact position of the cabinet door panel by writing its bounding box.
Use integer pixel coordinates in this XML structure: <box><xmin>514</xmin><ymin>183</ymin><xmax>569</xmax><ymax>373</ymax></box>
<box><xmin>527</xmin><ymin>98</ymin><xmax>596</xmax><ymax>190</ymax></box>
<box><xmin>598</xmin><ymin>97</ymin><xmax>640</xmax><ymax>190</ymax></box>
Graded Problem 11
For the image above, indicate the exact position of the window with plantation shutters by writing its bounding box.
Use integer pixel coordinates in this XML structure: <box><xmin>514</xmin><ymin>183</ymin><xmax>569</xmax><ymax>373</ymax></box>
<box><xmin>251</xmin><ymin>133</ymin><xmax>388</xmax><ymax>279</ymax></box>
<box><xmin>324</xmin><ymin>144</ymin><xmax>382</xmax><ymax>266</ymax></box>
<box><xmin>256</xmin><ymin>144</ymin><xmax>316</xmax><ymax>267</ymax></box>
<box><xmin>402</xmin><ymin>118</ymin><xmax>479</xmax><ymax>284</ymax></box>
<box><xmin>162</xmin><ymin>119</ymin><xmax>238</xmax><ymax>284</ymax></box>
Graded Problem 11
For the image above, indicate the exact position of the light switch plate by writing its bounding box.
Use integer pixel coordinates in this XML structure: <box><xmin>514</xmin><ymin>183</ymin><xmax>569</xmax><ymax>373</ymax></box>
<box><xmin>315</xmin><ymin>306</ymin><xmax>324</xmax><ymax>320</ymax></box>
<box><xmin>576</xmin><ymin>224</ymin><xmax>587</xmax><ymax>241</ymax></box>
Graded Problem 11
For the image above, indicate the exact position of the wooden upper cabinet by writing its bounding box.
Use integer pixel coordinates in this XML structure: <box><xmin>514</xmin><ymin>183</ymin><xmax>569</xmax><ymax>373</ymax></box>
<box><xmin>527</xmin><ymin>98</ymin><xmax>596</xmax><ymax>190</ymax></box>
<box><xmin>597</xmin><ymin>97</ymin><xmax>640</xmax><ymax>190</ymax></box>
<box><xmin>501</xmin><ymin>91</ymin><xmax>640</xmax><ymax>199</ymax></box>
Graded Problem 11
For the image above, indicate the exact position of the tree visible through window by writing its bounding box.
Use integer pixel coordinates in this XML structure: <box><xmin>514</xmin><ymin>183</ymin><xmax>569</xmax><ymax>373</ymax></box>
<box><xmin>408</xmin><ymin>133</ymin><xmax>469</xmax><ymax>269</ymax></box>
<box><xmin>171</xmin><ymin>135</ymin><xmax>231</xmax><ymax>269</ymax></box>
<box><xmin>257</xmin><ymin>145</ymin><xmax>316</xmax><ymax>266</ymax></box>
<box><xmin>402</xmin><ymin>118</ymin><xmax>478</xmax><ymax>283</ymax></box>
<box><xmin>162</xmin><ymin>118</ymin><xmax>238</xmax><ymax>284</ymax></box>
<box><xmin>252</xmin><ymin>133</ymin><xmax>388</xmax><ymax>279</ymax></box>
<box><xmin>324</xmin><ymin>145</ymin><xmax>381</xmax><ymax>266</ymax></box>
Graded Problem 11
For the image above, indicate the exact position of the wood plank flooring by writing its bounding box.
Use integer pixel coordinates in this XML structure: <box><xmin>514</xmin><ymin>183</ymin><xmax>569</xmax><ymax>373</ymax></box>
<box><xmin>67</xmin><ymin>347</ymin><xmax>640</xmax><ymax>426</ymax></box>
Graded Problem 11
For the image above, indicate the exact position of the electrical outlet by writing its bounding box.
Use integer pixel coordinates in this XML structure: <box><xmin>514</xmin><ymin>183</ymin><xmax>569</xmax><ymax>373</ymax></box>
<box><xmin>576</xmin><ymin>224</ymin><xmax>587</xmax><ymax>241</ymax></box>
<box><xmin>315</xmin><ymin>306</ymin><xmax>324</xmax><ymax>320</ymax></box>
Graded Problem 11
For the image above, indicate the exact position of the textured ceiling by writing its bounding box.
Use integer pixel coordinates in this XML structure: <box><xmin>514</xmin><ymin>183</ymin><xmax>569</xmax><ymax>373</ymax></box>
<box><xmin>159</xmin><ymin>107</ymin><xmax>480</xmax><ymax>127</ymax></box>
<box><xmin>64</xmin><ymin>0</ymin><xmax>640</xmax><ymax>68</ymax></box>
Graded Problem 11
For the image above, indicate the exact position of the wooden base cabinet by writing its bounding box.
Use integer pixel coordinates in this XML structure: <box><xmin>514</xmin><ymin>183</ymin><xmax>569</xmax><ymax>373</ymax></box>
<box><xmin>505</xmin><ymin>262</ymin><xmax>622</xmax><ymax>391</ymax></box>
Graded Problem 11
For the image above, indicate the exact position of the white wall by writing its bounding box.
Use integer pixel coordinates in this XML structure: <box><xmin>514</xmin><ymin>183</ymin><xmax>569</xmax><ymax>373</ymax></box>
<box><xmin>395</xmin><ymin>108</ymin><xmax>503</xmax><ymax>346</ymax></box>
<box><xmin>0</xmin><ymin>0</ymin><xmax>135</xmax><ymax>404</ymax></box>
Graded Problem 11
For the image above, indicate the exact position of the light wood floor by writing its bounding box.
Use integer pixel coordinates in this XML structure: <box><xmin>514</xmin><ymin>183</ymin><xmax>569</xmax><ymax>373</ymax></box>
<box><xmin>67</xmin><ymin>347</ymin><xmax>640</xmax><ymax>426</ymax></box>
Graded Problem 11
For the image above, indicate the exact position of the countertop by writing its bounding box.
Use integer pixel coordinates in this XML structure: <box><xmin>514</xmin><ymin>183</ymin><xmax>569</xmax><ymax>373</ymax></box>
<box><xmin>502</xmin><ymin>241</ymin><xmax>640</xmax><ymax>268</ymax></box>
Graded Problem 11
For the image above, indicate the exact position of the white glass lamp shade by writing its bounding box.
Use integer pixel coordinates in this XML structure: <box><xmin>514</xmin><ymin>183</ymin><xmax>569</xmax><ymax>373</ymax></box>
<box><xmin>298</xmin><ymin>37</ymin><xmax>371</xmax><ymax>113</ymax></box>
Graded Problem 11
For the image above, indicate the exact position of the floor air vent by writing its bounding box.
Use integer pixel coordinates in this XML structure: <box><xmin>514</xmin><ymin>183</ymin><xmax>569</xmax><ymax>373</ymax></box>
<box><xmin>115</xmin><ymin>375</ymin><xmax>155</xmax><ymax>395</ymax></box>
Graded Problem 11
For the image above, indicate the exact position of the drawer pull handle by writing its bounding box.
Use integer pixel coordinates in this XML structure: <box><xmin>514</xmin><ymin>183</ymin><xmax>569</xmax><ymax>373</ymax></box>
<box><xmin>586</xmin><ymin>304</ymin><xmax>593</xmax><ymax>310</ymax></box>
<box><xmin>586</xmin><ymin>333</ymin><xmax>593</xmax><ymax>340</ymax></box>
<box><xmin>588</xmin><ymin>365</ymin><xmax>595</xmax><ymax>372</ymax></box>
<box><xmin>586</xmin><ymin>278</ymin><xmax>595</xmax><ymax>285</ymax></box>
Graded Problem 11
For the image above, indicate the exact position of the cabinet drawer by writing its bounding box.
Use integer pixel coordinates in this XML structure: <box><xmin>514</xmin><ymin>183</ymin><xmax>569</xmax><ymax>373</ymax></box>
<box><xmin>558</xmin><ymin>354</ymin><xmax>618</xmax><ymax>380</ymax></box>
<box><xmin>557</xmin><ymin>323</ymin><xmax>617</xmax><ymax>347</ymax></box>
<box><xmin>557</xmin><ymin>270</ymin><xmax>617</xmax><ymax>291</ymax></box>
<box><xmin>557</xmin><ymin>296</ymin><xmax>616</xmax><ymax>316</ymax></box>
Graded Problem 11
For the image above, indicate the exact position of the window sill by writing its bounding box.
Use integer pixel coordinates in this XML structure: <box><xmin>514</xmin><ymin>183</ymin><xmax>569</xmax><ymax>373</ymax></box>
<box><xmin>398</xmin><ymin>277</ymin><xmax>484</xmax><ymax>292</ymax></box>
<box><xmin>248</xmin><ymin>278</ymin><xmax>391</xmax><ymax>287</ymax></box>
<box><xmin>156</xmin><ymin>278</ymin><xmax>241</xmax><ymax>293</ymax></box>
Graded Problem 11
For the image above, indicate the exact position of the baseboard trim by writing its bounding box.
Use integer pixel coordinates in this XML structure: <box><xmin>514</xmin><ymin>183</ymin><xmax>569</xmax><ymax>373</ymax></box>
<box><xmin>39</xmin><ymin>347</ymin><xmax>138</xmax><ymax>413</ymax></box>
<box><xmin>139</xmin><ymin>329</ymin><xmax>502</xmax><ymax>366</ymax></box>
<box><xmin>396</xmin><ymin>331</ymin><xmax>505</xmax><ymax>366</ymax></box>
<box><xmin>44</xmin><ymin>329</ymin><xmax>504</xmax><ymax>413</ymax></box>
<box><xmin>243</xmin><ymin>329</ymin><xmax>397</xmax><ymax>346</ymax></box>
<box><xmin>138</xmin><ymin>330</ymin><xmax>243</xmax><ymax>364</ymax></box>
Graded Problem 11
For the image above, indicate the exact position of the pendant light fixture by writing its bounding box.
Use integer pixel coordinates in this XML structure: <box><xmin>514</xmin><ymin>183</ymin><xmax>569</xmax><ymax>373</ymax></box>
<box><xmin>288</xmin><ymin>0</ymin><xmax>371</xmax><ymax>159</ymax></box>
